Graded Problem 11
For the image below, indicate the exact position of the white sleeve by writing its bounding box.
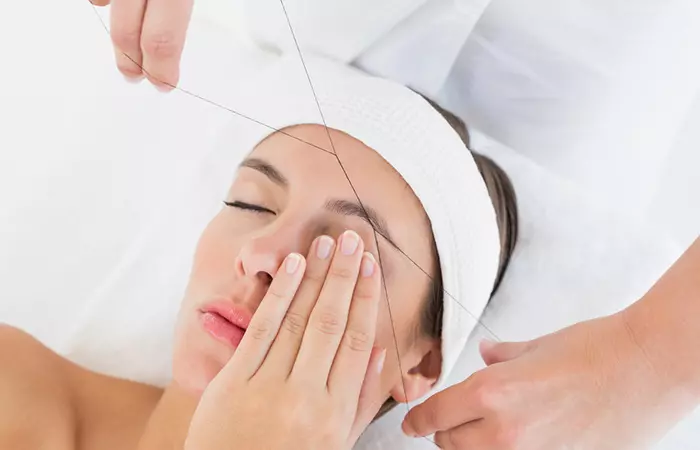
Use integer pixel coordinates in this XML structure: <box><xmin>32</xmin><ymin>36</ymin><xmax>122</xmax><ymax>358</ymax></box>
<box><xmin>232</xmin><ymin>0</ymin><xmax>429</xmax><ymax>62</ymax></box>
<box><xmin>223</xmin><ymin>0</ymin><xmax>488</xmax><ymax>96</ymax></box>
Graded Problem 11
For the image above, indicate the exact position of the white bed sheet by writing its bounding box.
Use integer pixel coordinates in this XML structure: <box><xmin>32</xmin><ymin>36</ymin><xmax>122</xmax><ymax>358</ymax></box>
<box><xmin>0</xmin><ymin>2</ymin><xmax>698</xmax><ymax>449</ymax></box>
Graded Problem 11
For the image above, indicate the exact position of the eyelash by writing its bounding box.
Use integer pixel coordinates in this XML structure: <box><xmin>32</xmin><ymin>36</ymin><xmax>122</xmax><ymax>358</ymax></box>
<box><xmin>224</xmin><ymin>201</ymin><xmax>276</xmax><ymax>215</ymax></box>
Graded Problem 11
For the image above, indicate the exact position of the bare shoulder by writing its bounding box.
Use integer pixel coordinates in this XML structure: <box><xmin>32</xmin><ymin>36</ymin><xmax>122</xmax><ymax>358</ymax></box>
<box><xmin>0</xmin><ymin>324</ymin><xmax>76</xmax><ymax>449</ymax></box>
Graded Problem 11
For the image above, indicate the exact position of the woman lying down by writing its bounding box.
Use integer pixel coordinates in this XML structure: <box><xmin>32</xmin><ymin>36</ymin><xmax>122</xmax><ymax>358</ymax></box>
<box><xmin>0</xmin><ymin>57</ymin><xmax>517</xmax><ymax>449</ymax></box>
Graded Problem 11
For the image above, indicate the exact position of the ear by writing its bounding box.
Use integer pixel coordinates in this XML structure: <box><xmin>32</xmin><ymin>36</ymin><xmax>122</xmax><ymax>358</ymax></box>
<box><xmin>389</xmin><ymin>341</ymin><xmax>442</xmax><ymax>404</ymax></box>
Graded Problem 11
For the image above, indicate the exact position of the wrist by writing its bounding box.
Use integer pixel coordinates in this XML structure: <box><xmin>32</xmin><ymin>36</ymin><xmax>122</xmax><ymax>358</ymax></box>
<box><xmin>618</xmin><ymin>298</ymin><xmax>700</xmax><ymax>409</ymax></box>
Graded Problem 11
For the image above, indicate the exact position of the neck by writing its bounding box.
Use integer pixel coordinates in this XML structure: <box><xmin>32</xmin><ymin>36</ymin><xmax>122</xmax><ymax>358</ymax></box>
<box><xmin>137</xmin><ymin>382</ymin><xmax>200</xmax><ymax>450</ymax></box>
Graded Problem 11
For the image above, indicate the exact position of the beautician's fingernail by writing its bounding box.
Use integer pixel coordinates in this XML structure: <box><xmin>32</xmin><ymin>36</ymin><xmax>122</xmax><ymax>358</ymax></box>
<box><xmin>155</xmin><ymin>83</ymin><xmax>173</xmax><ymax>92</ymax></box>
<box><xmin>361</xmin><ymin>252</ymin><xmax>375</xmax><ymax>277</ymax></box>
<box><xmin>316</xmin><ymin>236</ymin><xmax>334</xmax><ymax>260</ymax></box>
<box><xmin>376</xmin><ymin>348</ymin><xmax>387</xmax><ymax>374</ymax></box>
<box><xmin>123</xmin><ymin>73</ymin><xmax>144</xmax><ymax>84</ymax></box>
<box><xmin>341</xmin><ymin>230</ymin><xmax>360</xmax><ymax>255</ymax></box>
<box><xmin>285</xmin><ymin>253</ymin><xmax>302</xmax><ymax>274</ymax></box>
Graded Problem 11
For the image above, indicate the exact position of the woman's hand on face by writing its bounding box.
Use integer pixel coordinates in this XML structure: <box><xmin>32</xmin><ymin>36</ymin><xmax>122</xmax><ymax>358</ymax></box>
<box><xmin>402</xmin><ymin>313</ymin><xmax>671</xmax><ymax>450</ymax></box>
<box><xmin>90</xmin><ymin>0</ymin><xmax>194</xmax><ymax>90</ymax></box>
<box><xmin>185</xmin><ymin>231</ymin><xmax>387</xmax><ymax>450</ymax></box>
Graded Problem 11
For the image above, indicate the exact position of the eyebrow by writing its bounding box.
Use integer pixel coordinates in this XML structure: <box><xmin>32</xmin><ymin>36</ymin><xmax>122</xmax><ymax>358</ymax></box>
<box><xmin>324</xmin><ymin>199</ymin><xmax>400</xmax><ymax>251</ymax></box>
<box><xmin>240</xmin><ymin>158</ymin><xmax>288</xmax><ymax>187</ymax></box>
<box><xmin>239</xmin><ymin>157</ymin><xmax>401</xmax><ymax>250</ymax></box>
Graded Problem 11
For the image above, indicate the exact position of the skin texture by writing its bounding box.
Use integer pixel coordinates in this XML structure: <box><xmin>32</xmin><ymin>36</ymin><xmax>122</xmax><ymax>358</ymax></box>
<box><xmin>0</xmin><ymin>124</ymin><xmax>443</xmax><ymax>449</ymax></box>
<box><xmin>402</xmin><ymin>237</ymin><xmax>700</xmax><ymax>450</ymax></box>
<box><xmin>90</xmin><ymin>0</ymin><xmax>194</xmax><ymax>90</ymax></box>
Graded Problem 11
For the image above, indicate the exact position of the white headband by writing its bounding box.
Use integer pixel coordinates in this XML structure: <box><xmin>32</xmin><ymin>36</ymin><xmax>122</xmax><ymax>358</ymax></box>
<box><xmin>207</xmin><ymin>55</ymin><xmax>501</xmax><ymax>392</ymax></box>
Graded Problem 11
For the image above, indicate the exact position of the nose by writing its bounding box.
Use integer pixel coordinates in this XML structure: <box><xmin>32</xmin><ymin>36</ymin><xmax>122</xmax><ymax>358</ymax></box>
<box><xmin>235</xmin><ymin>226</ymin><xmax>307</xmax><ymax>289</ymax></box>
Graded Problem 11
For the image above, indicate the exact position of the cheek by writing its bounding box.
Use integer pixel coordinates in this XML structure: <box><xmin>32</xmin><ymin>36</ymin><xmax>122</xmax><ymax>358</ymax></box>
<box><xmin>189</xmin><ymin>218</ymin><xmax>242</xmax><ymax>289</ymax></box>
<box><xmin>373</xmin><ymin>281</ymin><xmax>425</xmax><ymax>365</ymax></box>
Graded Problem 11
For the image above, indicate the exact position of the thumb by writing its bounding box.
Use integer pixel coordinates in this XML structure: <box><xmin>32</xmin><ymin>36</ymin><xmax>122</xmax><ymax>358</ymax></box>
<box><xmin>480</xmin><ymin>339</ymin><xmax>535</xmax><ymax>366</ymax></box>
<box><xmin>349</xmin><ymin>347</ymin><xmax>387</xmax><ymax>443</ymax></box>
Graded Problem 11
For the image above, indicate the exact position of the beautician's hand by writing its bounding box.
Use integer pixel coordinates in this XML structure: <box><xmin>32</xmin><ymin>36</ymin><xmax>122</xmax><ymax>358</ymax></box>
<box><xmin>403</xmin><ymin>238</ymin><xmax>700</xmax><ymax>450</ymax></box>
<box><xmin>185</xmin><ymin>231</ymin><xmax>387</xmax><ymax>450</ymax></box>
<box><xmin>89</xmin><ymin>0</ymin><xmax>194</xmax><ymax>90</ymax></box>
<box><xmin>402</xmin><ymin>313</ymin><xmax>677</xmax><ymax>450</ymax></box>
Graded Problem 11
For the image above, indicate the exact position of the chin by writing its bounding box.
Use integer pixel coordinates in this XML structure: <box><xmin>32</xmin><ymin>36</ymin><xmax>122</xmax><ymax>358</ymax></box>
<box><xmin>171</xmin><ymin>317</ymin><xmax>234</xmax><ymax>395</ymax></box>
<box><xmin>173</xmin><ymin>350</ymin><xmax>229</xmax><ymax>396</ymax></box>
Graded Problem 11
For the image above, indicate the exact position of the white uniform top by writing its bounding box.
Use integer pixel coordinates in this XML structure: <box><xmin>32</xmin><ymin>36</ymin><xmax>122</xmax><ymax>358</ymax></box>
<box><xmin>200</xmin><ymin>0</ymin><xmax>700</xmax><ymax>247</ymax></box>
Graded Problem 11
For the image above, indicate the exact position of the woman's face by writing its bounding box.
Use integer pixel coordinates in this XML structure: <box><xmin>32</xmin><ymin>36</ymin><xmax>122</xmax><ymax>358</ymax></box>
<box><xmin>173</xmin><ymin>124</ymin><xmax>442</xmax><ymax>407</ymax></box>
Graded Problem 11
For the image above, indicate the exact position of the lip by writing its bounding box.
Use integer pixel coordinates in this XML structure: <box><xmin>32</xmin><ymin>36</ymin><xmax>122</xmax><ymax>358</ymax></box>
<box><xmin>199</xmin><ymin>300</ymin><xmax>254</xmax><ymax>348</ymax></box>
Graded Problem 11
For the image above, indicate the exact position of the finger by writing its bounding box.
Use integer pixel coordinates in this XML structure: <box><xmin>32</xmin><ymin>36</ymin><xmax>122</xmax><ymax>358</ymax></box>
<box><xmin>89</xmin><ymin>0</ymin><xmax>111</xmax><ymax>6</ymax></box>
<box><xmin>110</xmin><ymin>0</ymin><xmax>147</xmax><ymax>80</ymax></box>
<box><xmin>226</xmin><ymin>253</ymin><xmax>306</xmax><ymax>381</ymax></box>
<box><xmin>140</xmin><ymin>0</ymin><xmax>194</xmax><ymax>90</ymax></box>
<box><xmin>480</xmin><ymin>339</ymin><xmax>534</xmax><ymax>366</ymax></box>
<box><xmin>328</xmin><ymin>252</ymin><xmax>380</xmax><ymax>397</ymax></box>
<box><xmin>402</xmin><ymin>374</ymin><xmax>485</xmax><ymax>437</ymax></box>
<box><xmin>259</xmin><ymin>236</ymin><xmax>335</xmax><ymax>376</ymax></box>
<box><xmin>292</xmin><ymin>230</ymin><xmax>364</xmax><ymax>386</ymax></box>
<box><xmin>433</xmin><ymin>419</ymin><xmax>489</xmax><ymax>450</ymax></box>
<box><xmin>348</xmin><ymin>346</ymin><xmax>387</xmax><ymax>442</ymax></box>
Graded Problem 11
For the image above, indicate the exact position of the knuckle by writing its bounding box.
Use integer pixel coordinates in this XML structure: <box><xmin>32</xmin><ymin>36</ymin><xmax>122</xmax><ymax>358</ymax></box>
<box><xmin>111</xmin><ymin>26</ymin><xmax>141</xmax><ymax>52</ymax></box>
<box><xmin>343</xmin><ymin>328</ymin><xmax>372</xmax><ymax>352</ymax></box>
<box><xmin>412</xmin><ymin>405</ymin><xmax>438</xmax><ymax>435</ymax></box>
<box><xmin>471</xmin><ymin>375</ymin><xmax>501</xmax><ymax>409</ymax></box>
<box><xmin>328</xmin><ymin>265</ymin><xmax>356</xmax><ymax>281</ymax></box>
<box><xmin>301</xmin><ymin>268</ymin><xmax>326</xmax><ymax>285</ymax></box>
<box><xmin>352</xmin><ymin>284</ymin><xmax>377</xmax><ymax>301</ymax></box>
<box><xmin>141</xmin><ymin>30</ymin><xmax>180</xmax><ymax>59</ymax></box>
<box><xmin>424</xmin><ymin>406</ymin><xmax>440</xmax><ymax>431</ymax></box>
<box><xmin>249</xmin><ymin>318</ymin><xmax>276</xmax><ymax>341</ymax></box>
<box><xmin>267</xmin><ymin>286</ymin><xmax>290</xmax><ymax>301</ymax></box>
<box><xmin>473</xmin><ymin>383</ymin><xmax>495</xmax><ymax>408</ymax></box>
<box><xmin>313</xmin><ymin>311</ymin><xmax>344</xmax><ymax>336</ymax></box>
<box><xmin>281</xmin><ymin>311</ymin><xmax>307</xmax><ymax>336</ymax></box>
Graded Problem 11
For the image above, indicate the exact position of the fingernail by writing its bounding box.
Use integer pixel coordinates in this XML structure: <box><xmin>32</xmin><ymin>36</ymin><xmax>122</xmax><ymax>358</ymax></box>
<box><xmin>361</xmin><ymin>252</ymin><xmax>375</xmax><ymax>278</ymax></box>
<box><xmin>341</xmin><ymin>230</ymin><xmax>360</xmax><ymax>255</ymax></box>
<box><xmin>123</xmin><ymin>73</ymin><xmax>144</xmax><ymax>84</ymax></box>
<box><xmin>155</xmin><ymin>83</ymin><xmax>173</xmax><ymax>92</ymax></box>
<box><xmin>316</xmin><ymin>236</ymin><xmax>334</xmax><ymax>260</ymax></box>
<box><xmin>285</xmin><ymin>253</ymin><xmax>302</xmax><ymax>274</ymax></box>
<box><xmin>376</xmin><ymin>348</ymin><xmax>386</xmax><ymax>374</ymax></box>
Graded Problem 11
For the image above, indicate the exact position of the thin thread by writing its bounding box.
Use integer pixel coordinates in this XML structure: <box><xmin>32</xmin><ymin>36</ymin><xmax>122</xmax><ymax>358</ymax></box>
<box><xmin>88</xmin><ymin>5</ymin><xmax>335</xmax><ymax>157</ymax></box>
<box><xmin>87</xmin><ymin>1</ymin><xmax>501</xmax><ymax>345</ymax></box>
<box><xmin>277</xmin><ymin>0</ymin><xmax>413</xmax><ymax>414</ymax></box>
<box><xmin>276</xmin><ymin>0</ymin><xmax>501</xmax><ymax>342</ymax></box>
<box><xmin>87</xmin><ymin>7</ymin><xmax>503</xmax><ymax>441</ymax></box>
<box><xmin>277</xmin><ymin>4</ymin><xmax>444</xmax><ymax>448</ymax></box>
<box><xmin>89</xmin><ymin>2</ymin><xmax>501</xmax><ymax>445</ymax></box>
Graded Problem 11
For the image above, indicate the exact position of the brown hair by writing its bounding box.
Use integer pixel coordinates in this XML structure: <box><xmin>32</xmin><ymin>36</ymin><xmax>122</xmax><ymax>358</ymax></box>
<box><xmin>374</xmin><ymin>96</ymin><xmax>519</xmax><ymax>419</ymax></box>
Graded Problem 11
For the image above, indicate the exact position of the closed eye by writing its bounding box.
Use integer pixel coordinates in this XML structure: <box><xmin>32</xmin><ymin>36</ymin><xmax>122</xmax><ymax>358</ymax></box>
<box><xmin>223</xmin><ymin>201</ymin><xmax>276</xmax><ymax>215</ymax></box>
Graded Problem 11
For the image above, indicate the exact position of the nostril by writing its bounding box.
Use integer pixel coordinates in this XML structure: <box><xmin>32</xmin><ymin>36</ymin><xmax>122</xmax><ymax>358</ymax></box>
<box><xmin>234</xmin><ymin>257</ymin><xmax>246</xmax><ymax>277</ymax></box>
<box><xmin>258</xmin><ymin>272</ymin><xmax>273</xmax><ymax>286</ymax></box>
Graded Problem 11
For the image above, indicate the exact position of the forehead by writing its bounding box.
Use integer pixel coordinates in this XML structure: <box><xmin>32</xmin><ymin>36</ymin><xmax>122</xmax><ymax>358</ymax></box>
<box><xmin>249</xmin><ymin>123</ymin><xmax>435</xmax><ymax>265</ymax></box>
<box><xmin>251</xmin><ymin>125</ymin><xmax>420</xmax><ymax>212</ymax></box>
